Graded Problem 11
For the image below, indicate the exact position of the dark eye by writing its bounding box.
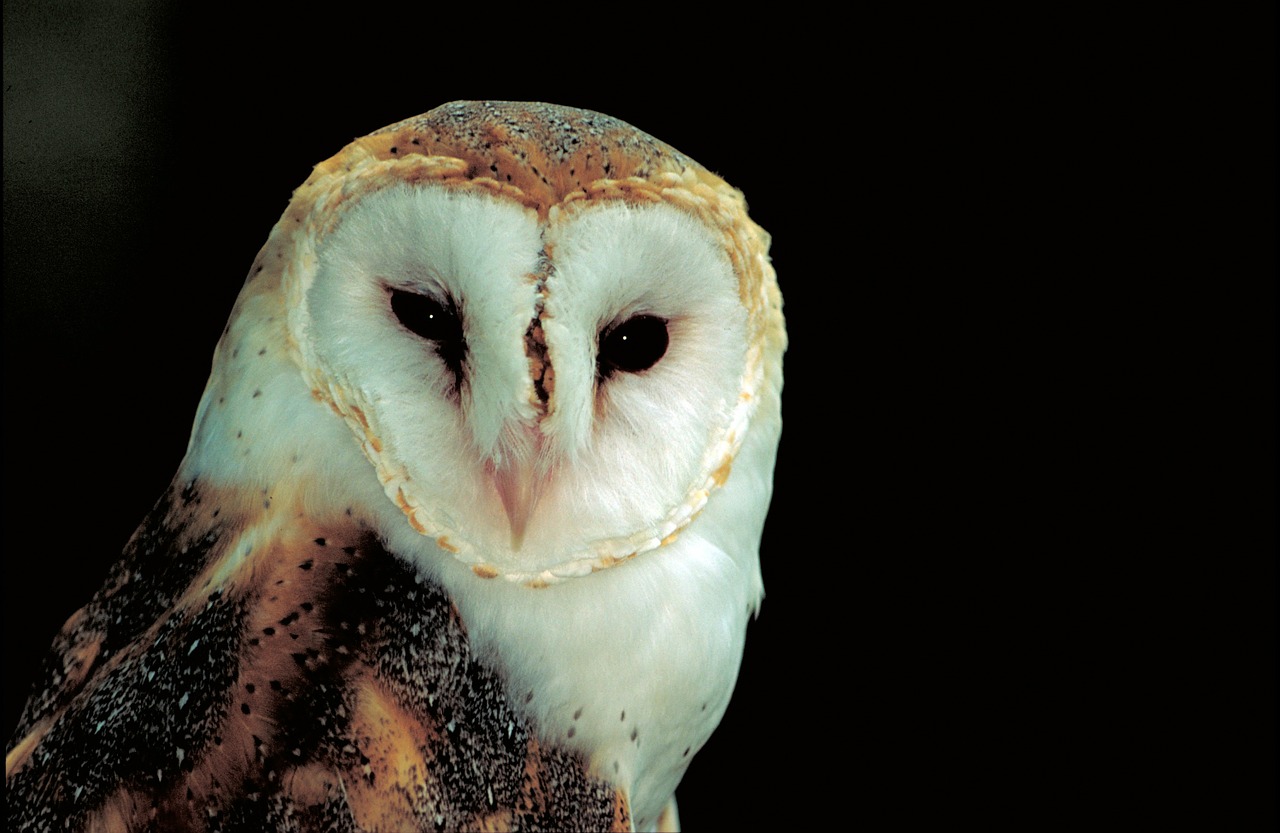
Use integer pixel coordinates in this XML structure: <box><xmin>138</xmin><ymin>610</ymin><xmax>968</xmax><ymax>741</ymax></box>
<box><xmin>598</xmin><ymin>315</ymin><xmax>669</xmax><ymax>378</ymax></box>
<box><xmin>389</xmin><ymin>288</ymin><xmax>466</xmax><ymax>375</ymax></box>
<box><xmin>390</xmin><ymin>288</ymin><xmax>459</xmax><ymax>341</ymax></box>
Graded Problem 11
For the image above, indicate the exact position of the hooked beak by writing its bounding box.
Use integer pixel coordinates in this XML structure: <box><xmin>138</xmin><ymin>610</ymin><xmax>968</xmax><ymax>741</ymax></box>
<box><xmin>489</xmin><ymin>433</ymin><xmax>550</xmax><ymax>551</ymax></box>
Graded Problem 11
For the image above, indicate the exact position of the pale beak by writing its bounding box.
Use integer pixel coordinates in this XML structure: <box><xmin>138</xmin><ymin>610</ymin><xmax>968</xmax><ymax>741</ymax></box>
<box><xmin>490</xmin><ymin>452</ymin><xmax>548</xmax><ymax>551</ymax></box>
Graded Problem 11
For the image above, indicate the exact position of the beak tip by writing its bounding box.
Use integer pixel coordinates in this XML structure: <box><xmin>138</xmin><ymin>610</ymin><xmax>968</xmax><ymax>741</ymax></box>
<box><xmin>493</xmin><ymin>461</ymin><xmax>541</xmax><ymax>552</ymax></box>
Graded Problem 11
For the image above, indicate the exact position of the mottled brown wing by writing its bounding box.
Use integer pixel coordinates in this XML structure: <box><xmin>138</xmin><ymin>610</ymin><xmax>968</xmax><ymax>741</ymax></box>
<box><xmin>6</xmin><ymin>481</ymin><xmax>630</xmax><ymax>832</ymax></box>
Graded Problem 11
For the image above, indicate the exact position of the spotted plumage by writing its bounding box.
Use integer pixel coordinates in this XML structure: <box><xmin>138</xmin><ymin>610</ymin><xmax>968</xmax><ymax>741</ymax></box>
<box><xmin>6</xmin><ymin>101</ymin><xmax>784</xmax><ymax>832</ymax></box>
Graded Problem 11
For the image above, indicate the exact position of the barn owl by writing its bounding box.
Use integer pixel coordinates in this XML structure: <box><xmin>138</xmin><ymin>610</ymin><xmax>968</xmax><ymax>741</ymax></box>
<box><xmin>5</xmin><ymin>101</ymin><xmax>785</xmax><ymax>832</ymax></box>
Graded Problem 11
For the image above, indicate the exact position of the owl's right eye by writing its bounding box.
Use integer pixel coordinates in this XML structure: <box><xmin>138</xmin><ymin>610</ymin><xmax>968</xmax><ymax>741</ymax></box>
<box><xmin>390</xmin><ymin>289</ymin><xmax>459</xmax><ymax>341</ymax></box>
<box><xmin>389</xmin><ymin>288</ymin><xmax>466</xmax><ymax>375</ymax></box>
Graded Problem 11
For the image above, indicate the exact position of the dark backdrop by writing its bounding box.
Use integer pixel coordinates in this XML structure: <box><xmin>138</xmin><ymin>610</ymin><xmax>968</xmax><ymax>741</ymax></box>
<box><xmin>5</xmin><ymin>5</ymin><xmax>1276</xmax><ymax>829</ymax></box>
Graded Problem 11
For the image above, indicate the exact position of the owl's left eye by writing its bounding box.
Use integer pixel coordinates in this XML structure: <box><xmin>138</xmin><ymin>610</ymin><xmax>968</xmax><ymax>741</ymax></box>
<box><xmin>389</xmin><ymin>288</ymin><xmax>466</xmax><ymax>373</ymax></box>
<box><xmin>598</xmin><ymin>315</ymin><xmax>669</xmax><ymax>378</ymax></box>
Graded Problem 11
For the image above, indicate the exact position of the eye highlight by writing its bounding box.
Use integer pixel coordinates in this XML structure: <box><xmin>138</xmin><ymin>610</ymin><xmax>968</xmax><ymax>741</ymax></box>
<box><xmin>389</xmin><ymin>288</ymin><xmax>466</xmax><ymax>378</ymax></box>
<box><xmin>598</xmin><ymin>315</ymin><xmax>669</xmax><ymax>378</ymax></box>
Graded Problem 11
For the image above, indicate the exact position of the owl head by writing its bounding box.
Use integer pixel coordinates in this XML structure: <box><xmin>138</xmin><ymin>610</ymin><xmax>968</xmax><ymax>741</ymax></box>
<box><xmin>182</xmin><ymin>101</ymin><xmax>784</xmax><ymax>587</ymax></box>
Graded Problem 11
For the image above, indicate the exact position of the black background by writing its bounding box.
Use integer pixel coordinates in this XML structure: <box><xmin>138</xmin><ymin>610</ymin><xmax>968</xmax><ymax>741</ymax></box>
<box><xmin>4</xmin><ymin>5</ymin><xmax>1276</xmax><ymax>829</ymax></box>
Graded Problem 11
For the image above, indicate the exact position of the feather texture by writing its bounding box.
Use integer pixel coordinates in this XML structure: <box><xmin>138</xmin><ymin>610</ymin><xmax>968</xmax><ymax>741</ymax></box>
<box><xmin>6</xmin><ymin>101</ymin><xmax>783</xmax><ymax>832</ymax></box>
